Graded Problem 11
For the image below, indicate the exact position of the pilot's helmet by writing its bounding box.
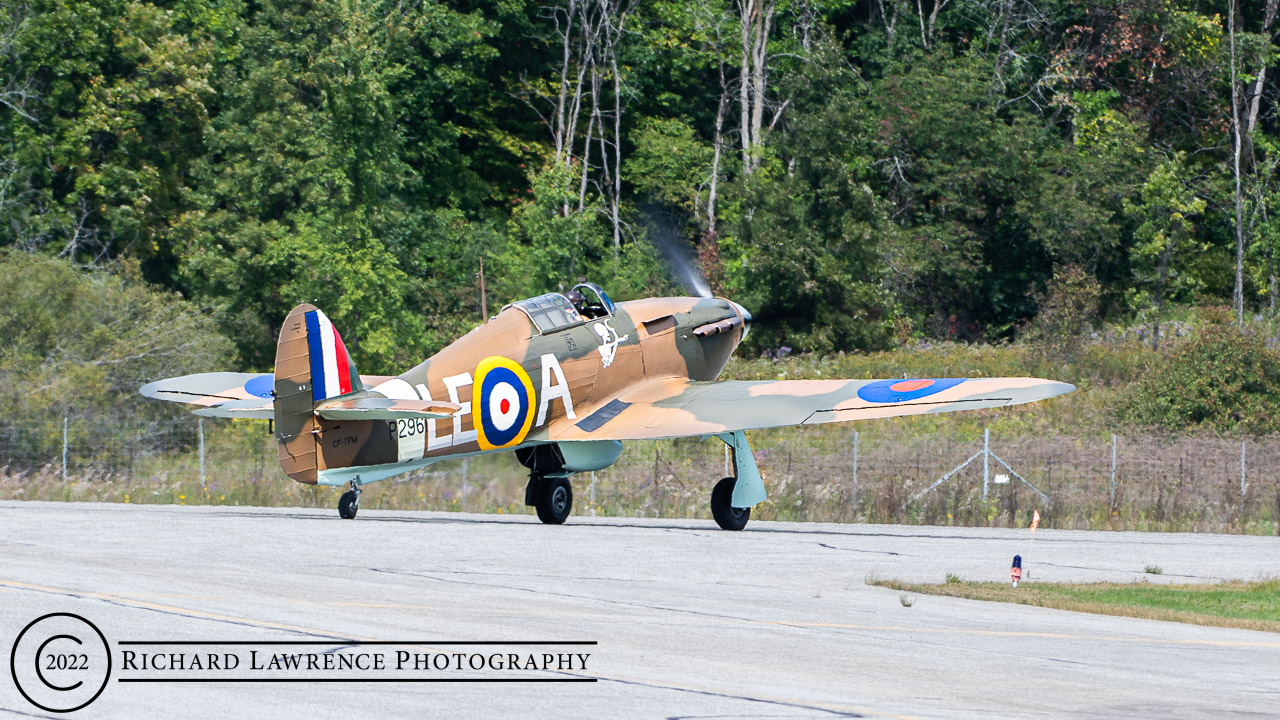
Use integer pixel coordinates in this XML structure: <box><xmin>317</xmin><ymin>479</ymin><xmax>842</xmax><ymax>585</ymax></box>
<box><xmin>565</xmin><ymin>289</ymin><xmax>586</xmax><ymax>308</ymax></box>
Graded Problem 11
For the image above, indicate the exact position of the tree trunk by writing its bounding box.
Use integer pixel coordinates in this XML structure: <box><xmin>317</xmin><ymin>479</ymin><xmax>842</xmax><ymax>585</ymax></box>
<box><xmin>1154</xmin><ymin>247</ymin><xmax>1168</xmax><ymax>351</ymax></box>
<box><xmin>1230</xmin><ymin>0</ymin><xmax>1245</xmax><ymax>326</ymax></box>
<box><xmin>737</xmin><ymin>0</ymin><xmax>775</xmax><ymax>175</ymax></box>
<box><xmin>927</xmin><ymin>0</ymin><xmax>949</xmax><ymax>42</ymax></box>
<box><xmin>608</xmin><ymin>3</ymin><xmax>626</xmax><ymax>261</ymax></box>
<box><xmin>748</xmin><ymin>0</ymin><xmax>774</xmax><ymax>174</ymax></box>
<box><xmin>707</xmin><ymin>60</ymin><xmax>729</xmax><ymax>237</ymax></box>
<box><xmin>738</xmin><ymin>0</ymin><xmax>753</xmax><ymax>173</ymax></box>
<box><xmin>577</xmin><ymin>103</ymin><xmax>595</xmax><ymax>212</ymax></box>
<box><xmin>877</xmin><ymin>0</ymin><xmax>898</xmax><ymax>48</ymax></box>
<box><xmin>530</xmin><ymin>0</ymin><xmax>633</xmax><ymax>233</ymax></box>
<box><xmin>552</xmin><ymin>0</ymin><xmax>576</xmax><ymax>163</ymax></box>
<box><xmin>916</xmin><ymin>0</ymin><xmax>928</xmax><ymax>48</ymax></box>
<box><xmin>1242</xmin><ymin>0</ymin><xmax>1279</xmax><ymax>166</ymax></box>
<box><xmin>564</xmin><ymin>0</ymin><xmax>600</xmax><ymax>168</ymax></box>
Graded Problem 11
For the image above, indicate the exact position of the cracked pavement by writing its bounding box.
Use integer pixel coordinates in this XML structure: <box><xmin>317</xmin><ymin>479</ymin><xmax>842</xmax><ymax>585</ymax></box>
<box><xmin>1</xmin><ymin>501</ymin><xmax>1278</xmax><ymax>719</ymax></box>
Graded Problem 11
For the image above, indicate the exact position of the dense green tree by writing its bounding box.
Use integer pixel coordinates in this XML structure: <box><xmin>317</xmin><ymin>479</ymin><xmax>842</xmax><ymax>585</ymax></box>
<box><xmin>175</xmin><ymin>0</ymin><xmax>504</xmax><ymax>372</ymax></box>
<box><xmin>868</xmin><ymin>55</ymin><xmax>1059</xmax><ymax>338</ymax></box>
<box><xmin>1124</xmin><ymin>153</ymin><xmax>1209</xmax><ymax>348</ymax></box>
<box><xmin>0</xmin><ymin>0</ymin><xmax>1276</xmax><ymax>364</ymax></box>
<box><xmin>725</xmin><ymin>40</ymin><xmax>898</xmax><ymax>353</ymax></box>
<box><xmin>1124</xmin><ymin>313</ymin><xmax>1280</xmax><ymax>434</ymax></box>
<box><xmin>1</xmin><ymin>0</ymin><xmax>220</xmax><ymax>274</ymax></box>
<box><xmin>0</xmin><ymin>252</ymin><xmax>232</xmax><ymax>463</ymax></box>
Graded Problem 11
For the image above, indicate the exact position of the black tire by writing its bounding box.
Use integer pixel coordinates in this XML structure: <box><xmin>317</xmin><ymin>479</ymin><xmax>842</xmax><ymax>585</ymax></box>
<box><xmin>535</xmin><ymin>477</ymin><xmax>573</xmax><ymax>525</ymax></box>
<box><xmin>710</xmin><ymin>476</ymin><xmax>750</xmax><ymax>531</ymax></box>
<box><xmin>338</xmin><ymin>490</ymin><xmax>359</xmax><ymax>519</ymax></box>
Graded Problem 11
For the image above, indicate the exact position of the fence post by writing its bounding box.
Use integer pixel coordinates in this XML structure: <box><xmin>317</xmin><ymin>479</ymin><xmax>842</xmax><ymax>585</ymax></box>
<box><xmin>198</xmin><ymin>418</ymin><xmax>206</xmax><ymax>489</ymax></box>
<box><xmin>981</xmin><ymin>428</ymin><xmax>990</xmax><ymax>500</ymax></box>
<box><xmin>851</xmin><ymin>430</ymin><xmax>860</xmax><ymax>505</ymax></box>
<box><xmin>461</xmin><ymin>458</ymin><xmax>469</xmax><ymax>510</ymax></box>
<box><xmin>62</xmin><ymin>416</ymin><xmax>68</xmax><ymax>481</ymax></box>
<box><xmin>1109</xmin><ymin>434</ymin><xmax>1118</xmax><ymax>509</ymax></box>
<box><xmin>1240</xmin><ymin>440</ymin><xmax>1247</xmax><ymax>516</ymax></box>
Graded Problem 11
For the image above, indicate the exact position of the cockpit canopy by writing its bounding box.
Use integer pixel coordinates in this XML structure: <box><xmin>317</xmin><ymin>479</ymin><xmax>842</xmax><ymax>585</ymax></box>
<box><xmin>571</xmin><ymin>282</ymin><xmax>616</xmax><ymax>317</ymax></box>
<box><xmin>505</xmin><ymin>282</ymin><xmax>616</xmax><ymax>335</ymax></box>
<box><xmin>509</xmin><ymin>293</ymin><xmax>580</xmax><ymax>334</ymax></box>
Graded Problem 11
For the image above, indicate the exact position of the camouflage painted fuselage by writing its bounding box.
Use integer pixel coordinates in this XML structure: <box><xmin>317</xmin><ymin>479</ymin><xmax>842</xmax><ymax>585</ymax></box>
<box><xmin>275</xmin><ymin>297</ymin><xmax>748</xmax><ymax>486</ymax></box>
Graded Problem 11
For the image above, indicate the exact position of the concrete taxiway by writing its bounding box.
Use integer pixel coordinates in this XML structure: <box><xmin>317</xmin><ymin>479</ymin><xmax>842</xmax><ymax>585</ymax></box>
<box><xmin>1</xmin><ymin>500</ymin><xmax>1278</xmax><ymax>719</ymax></box>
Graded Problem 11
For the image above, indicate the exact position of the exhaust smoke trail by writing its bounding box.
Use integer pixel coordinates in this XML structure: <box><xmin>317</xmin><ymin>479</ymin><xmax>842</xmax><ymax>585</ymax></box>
<box><xmin>640</xmin><ymin>203</ymin><xmax>713</xmax><ymax>299</ymax></box>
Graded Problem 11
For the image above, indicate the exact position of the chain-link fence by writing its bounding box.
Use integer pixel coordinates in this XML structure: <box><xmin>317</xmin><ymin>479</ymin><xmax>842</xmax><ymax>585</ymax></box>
<box><xmin>2</xmin><ymin>418</ymin><xmax>1278</xmax><ymax>534</ymax></box>
<box><xmin>0</xmin><ymin>419</ymin><xmax>196</xmax><ymax>477</ymax></box>
<box><xmin>604</xmin><ymin>429</ymin><xmax>1280</xmax><ymax>534</ymax></box>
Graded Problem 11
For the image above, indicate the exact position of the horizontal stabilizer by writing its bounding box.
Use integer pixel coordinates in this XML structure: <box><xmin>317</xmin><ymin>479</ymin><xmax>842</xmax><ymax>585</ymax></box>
<box><xmin>314</xmin><ymin>397</ymin><xmax>460</xmax><ymax>421</ymax></box>
<box><xmin>192</xmin><ymin>398</ymin><xmax>274</xmax><ymax>419</ymax></box>
<box><xmin>139</xmin><ymin>372</ymin><xmax>394</xmax><ymax>412</ymax></box>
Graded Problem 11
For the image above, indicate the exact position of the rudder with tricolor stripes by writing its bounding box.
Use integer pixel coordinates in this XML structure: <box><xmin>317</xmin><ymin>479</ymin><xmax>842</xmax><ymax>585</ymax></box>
<box><xmin>303</xmin><ymin>308</ymin><xmax>362</xmax><ymax>402</ymax></box>
<box><xmin>273</xmin><ymin>304</ymin><xmax>364</xmax><ymax>484</ymax></box>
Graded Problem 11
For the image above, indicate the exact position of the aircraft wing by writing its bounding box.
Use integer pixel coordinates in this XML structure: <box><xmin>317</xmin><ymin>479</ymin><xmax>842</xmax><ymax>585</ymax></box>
<box><xmin>139</xmin><ymin>372</ymin><xmax>396</xmax><ymax>419</ymax></box>
<box><xmin>542</xmin><ymin>377</ymin><xmax>1074</xmax><ymax>442</ymax></box>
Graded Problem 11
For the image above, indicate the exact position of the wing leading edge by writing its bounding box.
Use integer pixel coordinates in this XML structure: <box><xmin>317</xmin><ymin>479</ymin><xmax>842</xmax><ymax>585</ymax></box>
<box><xmin>542</xmin><ymin>377</ymin><xmax>1074</xmax><ymax>442</ymax></box>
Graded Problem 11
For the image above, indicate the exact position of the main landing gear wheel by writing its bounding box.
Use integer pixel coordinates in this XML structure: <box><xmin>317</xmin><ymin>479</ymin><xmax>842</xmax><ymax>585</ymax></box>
<box><xmin>711</xmin><ymin>476</ymin><xmax>750</xmax><ymax>531</ymax></box>
<box><xmin>338</xmin><ymin>480</ymin><xmax>361</xmax><ymax>519</ymax></box>
<box><xmin>535</xmin><ymin>477</ymin><xmax>573</xmax><ymax>525</ymax></box>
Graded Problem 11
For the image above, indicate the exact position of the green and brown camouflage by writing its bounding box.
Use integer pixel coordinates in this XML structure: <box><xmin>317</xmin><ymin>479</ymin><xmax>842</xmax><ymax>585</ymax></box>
<box><xmin>141</xmin><ymin>283</ymin><xmax>1074</xmax><ymax>526</ymax></box>
<box><xmin>301</xmin><ymin>293</ymin><xmax>750</xmax><ymax>486</ymax></box>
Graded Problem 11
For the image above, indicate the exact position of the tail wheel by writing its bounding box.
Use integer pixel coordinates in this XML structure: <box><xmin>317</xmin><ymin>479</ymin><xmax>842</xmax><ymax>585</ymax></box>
<box><xmin>535</xmin><ymin>477</ymin><xmax>573</xmax><ymax>525</ymax></box>
<box><xmin>711</xmin><ymin>476</ymin><xmax>750</xmax><ymax>531</ymax></box>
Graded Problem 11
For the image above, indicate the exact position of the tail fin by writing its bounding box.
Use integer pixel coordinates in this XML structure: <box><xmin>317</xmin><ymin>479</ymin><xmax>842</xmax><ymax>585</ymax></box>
<box><xmin>274</xmin><ymin>304</ymin><xmax>362</xmax><ymax>484</ymax></box>
<box><xmin>302</xmin><ymin>308</ymin><xmax>363</xmax><ymax>401</ymax></box>
<box><xmin>274</xmin><ymin>304</ymin><xmax>362</xmax><ymax>405</ymax></box>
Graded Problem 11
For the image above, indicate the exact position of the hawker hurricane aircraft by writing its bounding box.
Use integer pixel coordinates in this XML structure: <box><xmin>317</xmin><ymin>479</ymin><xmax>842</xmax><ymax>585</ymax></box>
<box><xmin>141</xmin><ymin>283</ymin><xmax>1073</xmax><ymax>530</ymax></box>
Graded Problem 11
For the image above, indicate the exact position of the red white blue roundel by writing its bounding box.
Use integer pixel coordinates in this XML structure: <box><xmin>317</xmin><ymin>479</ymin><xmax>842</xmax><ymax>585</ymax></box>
<box><xmin>856</xmin><ymin>378</ymin><xmax>965</xmax><ymax>403</ymax></box>
<box><xmin>242</xmin><ymin>373</ymin><xmax>274</xmax><ymax>399</ymax></box>
<box><xmin>473</xmin><ymin>356</ymin><xmax>536</xmax><ymax>450</ymax></box>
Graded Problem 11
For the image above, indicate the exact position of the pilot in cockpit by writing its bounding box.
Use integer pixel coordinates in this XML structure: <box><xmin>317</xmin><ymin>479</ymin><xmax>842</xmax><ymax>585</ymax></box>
<box><xmin>565</xmin><ymin>289</ymin><xmax>588</xmax><ymax>321</ymax></box>
<box><xmin>566</xmin><ymin>288</ymin><xmax>608</xmax><ymax>321</ymax></box>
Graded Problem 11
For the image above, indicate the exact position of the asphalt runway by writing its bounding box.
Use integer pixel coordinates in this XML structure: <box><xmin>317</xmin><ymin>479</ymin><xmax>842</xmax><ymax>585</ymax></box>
<box><xmin>2</xmin><ymin>501</ymin><xmax>1278</xmax><ymax>719</ymax></box>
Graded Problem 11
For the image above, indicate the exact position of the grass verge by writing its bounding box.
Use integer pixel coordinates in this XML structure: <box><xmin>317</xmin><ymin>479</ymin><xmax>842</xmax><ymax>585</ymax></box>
<box><xmin>870</xmin><ymin>578</ymin><xmax>1280</xmax><ymax>633</ymax></box>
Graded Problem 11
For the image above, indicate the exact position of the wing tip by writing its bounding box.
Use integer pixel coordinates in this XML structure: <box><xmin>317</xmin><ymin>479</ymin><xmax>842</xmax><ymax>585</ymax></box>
<box><xmin>138</xmin><ymin>380</ymin><xmax>161</xmax><ymax>398</ymax></box>
<box><xmin>1048</xmin><ymin>380</ymin><xmax>1076</xmax><ymax>396</ymax></box>
<box><xmin>1016</xmin><ymin>379</ymin><xmax>1076</xmax><ymax>404</ymax></box>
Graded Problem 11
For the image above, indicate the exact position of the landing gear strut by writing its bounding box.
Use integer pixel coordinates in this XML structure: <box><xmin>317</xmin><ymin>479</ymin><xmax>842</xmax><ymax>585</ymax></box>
<box><xmin>338</xmin><ymin>479</ymin><xmax>361</xmax><ymax>519</ymax></box>
<box><xmin>710</xmin><ymin>476</ymin><xmax>750</xmax><ymax>531</ymax></box>
<box><xmin>710</xmin><ymin>431</ymin><xmax>766</xmax><ymax>531</ymax></box>
<box><xmin>525</xmin><ymin>475</ymin><xmax>573</xmax><ymax>525</ymax></box>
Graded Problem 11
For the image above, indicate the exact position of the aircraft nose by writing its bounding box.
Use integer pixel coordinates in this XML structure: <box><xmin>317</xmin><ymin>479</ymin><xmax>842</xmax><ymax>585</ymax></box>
<box><xmin>729</xmin><ymin>301</ymin><xmax>752</xmax><ymax>340</ymax></box>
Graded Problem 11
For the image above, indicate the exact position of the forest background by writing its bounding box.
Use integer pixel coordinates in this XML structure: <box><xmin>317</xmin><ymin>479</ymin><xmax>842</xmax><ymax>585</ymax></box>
<box><xmin>3</xmin><ymin>0</ymin><xmax>1280</xmax><ymax>531</ymax></box>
